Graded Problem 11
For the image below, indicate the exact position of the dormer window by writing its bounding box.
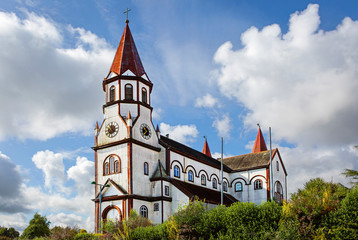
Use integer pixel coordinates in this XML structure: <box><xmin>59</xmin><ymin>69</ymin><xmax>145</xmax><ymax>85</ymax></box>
<box><xmin>212</xmin><ymin>178</ymin><xmax>217</xmax><ymax>189</ymax></box>
<box><xmin>254</xmin><ymin>179</ymin><xmax>263</xmax><ymax>190</ymax></box>
<box><xmin>109</xmin><ymin>85</ymin><xmax>115</xmax><ymax>102</ymax></box>
<box><xmin>142</xmin><ymin>88</ymin><xmax>147</xmax><ymax>104</ymax></box>
<box><xmin>188</xmin><ymin>170</ymin><xmax>194</xmax><ymax>182</ymax></box>
<box><xmin>125</xmin><ymin>84</ymin><xmax>133</xmax><ymax>100</ymax></box>
<box><xmin>223</xmin><ymin>182</ymin><xmax>228</xmax><ymax>192</ymax></box>
<box><xmin>174</xmin><ymin>166</ymin><xmax>180</xmax><ymax>178</ymax></box>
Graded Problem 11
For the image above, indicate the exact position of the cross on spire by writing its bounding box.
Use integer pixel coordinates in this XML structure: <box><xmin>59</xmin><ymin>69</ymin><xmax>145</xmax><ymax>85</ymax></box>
<box><xmin>124</xmin><ymin>8</ymin><xmax>131</xmax><ymax>23</ymax></box>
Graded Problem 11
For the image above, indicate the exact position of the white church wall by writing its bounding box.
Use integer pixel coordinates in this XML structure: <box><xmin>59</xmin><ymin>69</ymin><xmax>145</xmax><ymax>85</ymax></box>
<box><xmin>271</xmin><ymin>153</ymin><xmax>287</xmax><ymax>200</ymax></box>
<box><xmin>97</xmin><ymin>144</ymin><xmax>129</xmax><ymax>192</ymax></box>
<box><xmin>120</xmin><ymin>103</ymin><xmax>138</xmax><ymax>118</ymax></box>
<box><xmin>132</xmin><ymin>107</ymin><xmax>159</xmax><ymax>147</ymax></box>
<box><xmin>247</xmin><ymin>168</ymin><xmax>268</xmax><ymax>205</ymax></box>
<box><xmin>101</xmin><ymin>199</ymin><xmax>124</xmax><ymax>221</ymax></box>
<box><xmin>131</xmin><ymin>145</ymin><xmax>161</xmax><ymax>196</ymax></box>
<box><xmin>171</xmin><ymin>185</ymin><xmax>189</xmax><ymax>214</ymax></box>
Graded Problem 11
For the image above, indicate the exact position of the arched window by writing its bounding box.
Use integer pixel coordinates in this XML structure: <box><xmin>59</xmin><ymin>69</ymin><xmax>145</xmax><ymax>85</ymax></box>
<box><xmin>223</xmin><ymin>182</ymin><xmax>228</xmax><ymax>192</ymax></box>
<box><xmin>212</xmin><ymin>178</ymin><xmax>217</xmax><ymax>189</ymax></box>
<box><xmin>103</xmin><ymin>155</ymin><xmax>121</xmax><ymax>175</ymax></box>
<box><xmin>254</xmin><ymin>179</ymin><xmax>262</xmax><ymax>190</ymax></box>
<box><xmin>109</xmin><ymin>156</ymin><xmax>114</xmax><ymax>173</ymax></box>
<box><xmin>235</xmin><ymin>182</ymin><xmax>243</xmax><ymax>192</ymax></box>
<box><xmin>142</xmin><ymin>88</ymin><xmax>147</xmax><ymax>104</ymax></box>
<box><xmin>174</xmin><ymin>166</ymin><xmax>180</xmax><ymax>178</ymax></box>
<box><xmin>201</xmin><ymin>175</ymin><xmax>206</xmax><ymax>186</ymax></box>
<box><xmin>125</xmin><ymin>84</ymin><xmax>133</xmax><ymax>100</ymax></box>
<box><xmin>140</xmin><ymin>205</ymin><xmax>148</xmax><ymax>218</ymax></box>
<box><xmin>144</xmin><ymin>162</ymin><xmax>149</xmax><ymax>175</ymax></box>
<box><xmin>274</xmin><ymin>181</ymin><xmax>283</xmax><ymax>204</ymax></box>
<box><xmin>109</xmin><ymin>85</ymin><xmax>115</xmax><ymax>102</ymax></box>
<box><xmin>188</xmin><ymin>170</ymin><xmax>194</xmax><ymax>182</ymax></box>
<box><xmin>114</xmin><ymin>161</ymin><xmax>119</xmax><ymax>173</ymax></box>
<box><xmin>105</xmin><ymin>163</ymin><xmax>109</xmax><ymax>175</ymax></box>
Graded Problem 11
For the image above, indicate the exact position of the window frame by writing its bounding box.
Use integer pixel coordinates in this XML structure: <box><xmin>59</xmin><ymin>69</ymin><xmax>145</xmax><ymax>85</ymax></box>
<box><xmin>103</xmin><ymin>155</ymin><xmax>121</xmax><ymax>176</ymax></box>
<box><xmin>212</xmin><ymin>178</ymin><xmax>217</xmax><ymax>189</ymax></box>
<box><xmin>201</xmin><ymin>174</ymin><xmax>206</xmax><ymax>186</ymax></box>
<box><xmin>188</xmin><ymin>170</ymin><xmax>194</xmax><ymax>182</ymax></box>
<box><xmin>254</xmin><ymin>179</ymin><xmax>263</xmax><ymax>190</ymax></box>
<box><xmin>235</xmin><ymin>182</ymin><xmax>243</xmax><ymax>192</ymax></box>
<box><xmin>174</xmin><ymin>166</ymin><xmax>180</xmax><ymax>178</ymax></box>
<box><xmin>165</xmin><ymin>186</ymin><xmax>169</xmax><ymax>196</ymax></box>
<box><xmin>109</xmin><ymin>85</ymin><xmax>115</xmax><ymax>102</ymax></box>
<box><xmin>144</xmin><ymin>162</ymin><xmax>149</xmax><ymax>176</ymax></box>
<box><xmin>125</xmin><ymin>84</ymin><xmax>133</xmax><ymax>100</ymax></box>
<box><xmin>153</xmin><ymin>203</ymin><xmax>159</xmax><ymax>211</ymax></box>
<box><xmin>142</xmin><ymin>87</ymin><xmax>147</xmax><ymax>104</ymax></box>
<box><xmin>223</xmin><ymin>181</ymin><xmax>228</xmax><ymax>192</ymax></box>
<box><xmin>140</xmin><ymin>205</ymin><xmax>148</xmax><ymax>218</ymax></box>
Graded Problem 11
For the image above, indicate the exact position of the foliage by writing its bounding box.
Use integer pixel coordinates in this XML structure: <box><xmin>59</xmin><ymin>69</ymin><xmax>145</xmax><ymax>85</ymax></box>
<box><xmin>0</xmin><ymin>226</ymin><xmax>20</xmax><ymax>239</ymax></box>
<box><xmin>73</xmin><ymin>232</ymin><xmax>98</xmax><ymax>240</ymax></box>
<box><xmin>48</xmin><ymin>226</ymin><xmax>79</xmax><ymax>240</ymax></box>
<box><xmin>169</xmin><ymin>198</ymin><xmax>207</xmax><ymax>239</ymax></box>
<box><xmin>280</xmin><ymin>178</ymin><xmax>348</xmax><ymax>239</ymax></box>
<box><xmin>343</xmin><ymin>168</ymin><xmax>358</xmax><ymax>186</ymax></box>
<box><xmin>21</xmin><ymin>213</ymin><xmax>51</xmax><ymax>239</ymax></box>
<box><xmin>322</xmin><ymin>187</ymin><xmax>358</xmax><ymax>239</ymax></box>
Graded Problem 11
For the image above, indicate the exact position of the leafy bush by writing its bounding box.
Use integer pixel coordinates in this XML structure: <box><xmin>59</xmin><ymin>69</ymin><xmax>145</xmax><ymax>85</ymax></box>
<box><xmin>73</xmin><ymin>232</ymin><xmax>98</xmax><ymax>240</ymax></box>
<box><xmin>131</xmin><ymin>224</ymin><xmax>167</xmax><ymax>240</ymax></box>
<box><xmin>0</xmin><ymin>226</ymin><xmax>20</xmax><ymax>239</ymax></box>
<box><xmin>49</xmin><ymin>226</ymin><xmax>79</xmax><ymax>240</ymax></box>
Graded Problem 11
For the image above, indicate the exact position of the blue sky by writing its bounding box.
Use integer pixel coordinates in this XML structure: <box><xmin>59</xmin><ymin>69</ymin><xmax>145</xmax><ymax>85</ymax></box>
<box><xmin>1</xmin><ymin>0</ymin><xmax>358</xmax><ymax>232</ymax></box>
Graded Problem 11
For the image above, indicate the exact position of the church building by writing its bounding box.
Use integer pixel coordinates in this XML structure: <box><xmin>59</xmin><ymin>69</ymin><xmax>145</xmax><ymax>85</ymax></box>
<box><xmin>92</xmin><ymin>19</ymin><xmax>287</xmax><ymax>232</ymax></box>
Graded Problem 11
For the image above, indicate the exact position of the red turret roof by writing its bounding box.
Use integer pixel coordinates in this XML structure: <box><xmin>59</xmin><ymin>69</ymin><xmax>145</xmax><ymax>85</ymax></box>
<box><xmin>252</xmin><ymin>127</ymin><xmax>267</xmax><ymax>153</ymax></box>
<box><xmin>107</xmin><ymin>22</ymin><xmax>147</xmax><ymax>78</ymax></box>
<box><xmin>202</xmin><ymin>138</ymin><xmax>212</xmax><ymax>157</ymax></box>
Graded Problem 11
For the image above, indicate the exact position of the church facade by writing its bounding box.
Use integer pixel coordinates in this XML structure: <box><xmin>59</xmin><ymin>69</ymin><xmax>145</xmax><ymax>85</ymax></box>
<box><xmin>92</xmin><ymin>20</ymin><xmax>287</xmax><ymax>232</ymax></box>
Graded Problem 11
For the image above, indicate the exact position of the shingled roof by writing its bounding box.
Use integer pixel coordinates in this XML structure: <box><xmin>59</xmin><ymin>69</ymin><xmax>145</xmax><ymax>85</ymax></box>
<box><xmin>159</xmin><ymin>135</ymin><xmax>231</xmax><ymax>172</ymax></box>
<box><xmin>171</xmin><ymin>179</ymin><xmax>237</xmax><ymax>206</ymax></box>
<box><xmin>223</xmin><ymin>149</ymin><xmax>277</xmax><ymax>171</ymax></box>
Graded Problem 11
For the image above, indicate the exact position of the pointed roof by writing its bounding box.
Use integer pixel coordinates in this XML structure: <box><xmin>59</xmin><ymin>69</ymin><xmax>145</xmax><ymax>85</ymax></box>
<box><xmin>202</xmin><ymin>138</ymin><xmax>212</xmax><ymax>157</ymax></box>
<box><xmin>150</xmin><ymin>160</ymin><xmax>169</xmax><ymax>181</ymax></box>
<box><xmin>107</xmin><ymin>21</ymin><xmax>147</xmax><ymax>78</ymax></box>
<box><xmin>252</xmin><ymin>127</ymin><xmax>267</xmax><ymax>153</ymax></box>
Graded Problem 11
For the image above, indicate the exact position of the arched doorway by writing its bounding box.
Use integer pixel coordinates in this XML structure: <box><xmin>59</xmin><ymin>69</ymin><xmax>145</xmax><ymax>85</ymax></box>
<box><xmin>102</xmin><ymin>205</ymin><xmax>122</xmax><ymax>222</ymax></box>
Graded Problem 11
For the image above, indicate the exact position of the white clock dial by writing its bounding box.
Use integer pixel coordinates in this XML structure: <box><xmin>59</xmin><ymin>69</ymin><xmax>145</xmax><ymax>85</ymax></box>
<box><xmin>105</xmin><ymin>121</ymin><xmax>119</xmax><ymax>138</ymax></box>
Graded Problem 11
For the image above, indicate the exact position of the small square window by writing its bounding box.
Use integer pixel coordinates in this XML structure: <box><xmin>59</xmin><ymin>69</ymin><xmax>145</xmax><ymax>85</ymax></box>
<box><xmin>154</xmin><ymin>203</ymin><xmax>159</xmax><ymax>211</ymax></box>
<box><xmin>165</xmin><ymin>186</ymin><xmax>169</xmax><ymax>196</ymax></box>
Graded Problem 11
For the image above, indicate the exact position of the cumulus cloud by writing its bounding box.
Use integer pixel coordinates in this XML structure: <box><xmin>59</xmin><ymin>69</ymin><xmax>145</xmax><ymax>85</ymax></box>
<box><xmin>32</xmin><ymin>150</ymin><xmax>66</xmax><ymax>191</ymax></box>
<box><xmin>195</xmin><ymin>94</ymin><xmax>219</xmax><ymax>108</ymax></box>
<box><xmin>213</xmin><ymin>3</ymin><xmax>358</xmax><ymax>194</ymax></box>
<box><xmin>67</xmin><ymin>156</ymin><xmax>94</xmax><ymax>194</ymax></box>
<box><xmin>0</xmin><ymin>11</ymin><xmax>113</xmax><ymax>141</ymax></box>
<box><xmin>159</xmin><ymin>122</ymin><xmax>199</xmax><ymax>144</ymax></box>
<box><xmin>212</xmin><ymin>114</ymin><xmax>232</xmax><ymax>139</ymax></box>
<box><xmin>214</xmin><ymin>4</ymin><xmax>358</xmax><ymax>147</ymax></box>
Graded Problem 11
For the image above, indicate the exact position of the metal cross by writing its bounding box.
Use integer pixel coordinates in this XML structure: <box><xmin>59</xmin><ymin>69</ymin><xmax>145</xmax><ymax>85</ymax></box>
<box><xmin>124</xmin><ymin>8</ymin><xmax>131</xmax><ymax>22</ymax></box>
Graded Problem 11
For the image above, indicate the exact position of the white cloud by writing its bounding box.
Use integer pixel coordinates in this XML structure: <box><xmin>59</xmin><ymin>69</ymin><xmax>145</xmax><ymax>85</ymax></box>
<box><xmin>0</xmin><ymin>11</ymin><xmax>114</xmax><ymax>141</ymax></box>
<box><xmin>32</xmin><ymin>150</ymin><xmax>66</xmax><ymax>191</ymax></box>
<box><xmin>0</xmin><ymin>213</ymin><xmax>28</xmax><ymax>231</ymax></box>
<box><xmin>159</xmin><ymin>122</ymin><xmax>199</xmax><ymax>144</ymax></box>
<box><xmin>212</xmin><ymin>114</ymin><xmax>232</xmax><ymax>139</ymax></box>
<box><xmin>47</xmin><ymin>213</ymin><xmax>83</xmax><ymax>228</ymax></box>
<box><xmin>214</xmin><ymin>4</ymin><xmax>358</xmax><ymax>147</ymax></box>
<box><xmin>67</xmin><ymin>156</ymin><xmax>94</xmax><ymax>194</ymax></box>
<box><xmin>213</xmin><ymin>3</ymin><xmax>358</xmax><ymax>194</ymax></box>
<box><xmin>195</xmin><ymin>94</ymin><xmax>219</xmax><ymax>108</ymax></box>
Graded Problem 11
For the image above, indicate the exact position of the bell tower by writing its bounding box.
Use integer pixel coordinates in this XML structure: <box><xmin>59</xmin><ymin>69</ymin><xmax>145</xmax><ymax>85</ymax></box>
<box><xmin>93</xmin><ymin>18</ymin><xmax>160</xmax><ymax>232</ymax></box>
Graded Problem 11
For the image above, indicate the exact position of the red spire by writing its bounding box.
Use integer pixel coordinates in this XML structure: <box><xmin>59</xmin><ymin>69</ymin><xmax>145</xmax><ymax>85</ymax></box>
<box><xmin>108</xmin><ymin>22</ymin><xmax>146</xmax><ymax>78</ymax></box>
<box><xmin>202</xmin><ymin>138</ymin><xmax>212</xmax><ymax>157</ymax></box>
<box><xmin>252</xmin><ymin>126</ymin><xmax>267</xmax><ymax>153</ymax></box>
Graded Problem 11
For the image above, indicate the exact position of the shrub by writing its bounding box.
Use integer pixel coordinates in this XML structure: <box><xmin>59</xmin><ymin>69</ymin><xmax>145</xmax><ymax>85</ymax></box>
<box><xmin>73</xmin><ymin>232</ymin><xmax>98</xmax><ymax>240</ymax></box>
<box><xmin>49</xmin><ymin>226</ymin><xmax>79</xmax><ymax>240</ymax></box>
<box><xmin>21</xmin><ymin>213</ymin><xmax>51</xmax><ymax>239</ymax></box>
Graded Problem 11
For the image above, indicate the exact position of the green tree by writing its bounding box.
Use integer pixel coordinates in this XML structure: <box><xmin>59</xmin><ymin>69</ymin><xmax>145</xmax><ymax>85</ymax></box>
<box><xmin>280</xmin><ymin>178</ymin><xmax>348</xmax><ymax>239</ymax></box>
<box><xmin>21</xmin><ymin>213</ymin><xmax>51</xmax><ymax>239</ymax></box>
<box><xmin>49</xmin><ymin>226</ymin><xmax>79</xmax><ymax>240</ymax></box>
<box><xmin>0</xmin><ymin>226</ymin><xmax>20</xmax><ymax>239</ymax></box>
<box><xmin>343</xmin><ymin>169</ymin><xmax>358</xmax><ymax>187</ymax></box>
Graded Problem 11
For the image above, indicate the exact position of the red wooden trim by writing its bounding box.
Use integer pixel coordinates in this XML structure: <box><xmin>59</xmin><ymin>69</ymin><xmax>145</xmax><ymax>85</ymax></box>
<box><xmin>102</xmin><ymin>205</ymin><xmax>122</xmax><ymax>222</ymax></box>
<box><xmin>92</xmin><ymin>138</ymin><xmax>161</xmax><ymax>152</ymax></box>
<box><xmin>249</xmin><ymin>175</ymin><xmax>267</xmax><ymax>184</ymax></box>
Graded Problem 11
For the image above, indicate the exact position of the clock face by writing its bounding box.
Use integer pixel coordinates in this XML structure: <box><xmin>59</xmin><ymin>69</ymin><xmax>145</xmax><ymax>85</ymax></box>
<box><xmin>105</xmin><ymin>121</ymin><xmax>119</xmax><ymax>138</ymax></box>
<box><xmin>140</xmin><ymin>123</ymin><xmax>152</xmax><ymax>140</ymax></box>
